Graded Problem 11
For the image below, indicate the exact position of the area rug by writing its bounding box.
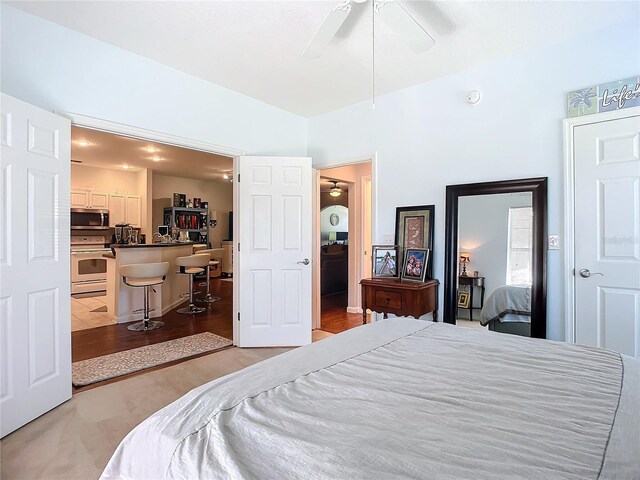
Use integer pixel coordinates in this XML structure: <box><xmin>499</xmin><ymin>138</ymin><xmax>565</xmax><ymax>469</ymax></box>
<box><xmin>72</xmin><ymin>332</ymin><xmax>233</xmax><ymax>386</ymax></box>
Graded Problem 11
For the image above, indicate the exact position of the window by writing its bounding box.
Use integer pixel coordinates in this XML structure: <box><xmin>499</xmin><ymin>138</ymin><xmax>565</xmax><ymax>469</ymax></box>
<box><xmin>506</xmin><ymin>206</ymin><xmax>533</xmax><ymax>285</ymax></box>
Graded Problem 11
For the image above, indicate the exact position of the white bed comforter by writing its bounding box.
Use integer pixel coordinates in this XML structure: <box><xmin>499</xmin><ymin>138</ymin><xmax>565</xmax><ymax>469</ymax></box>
<box><xmin>102</xmin><ymin>320</ymin><xmax>639</xmax><ymax>480</ymax></box>
<box><xmin>481</xmin><ymin>284</ymin><xmax>531</xmax><ymax>325</ymax></box>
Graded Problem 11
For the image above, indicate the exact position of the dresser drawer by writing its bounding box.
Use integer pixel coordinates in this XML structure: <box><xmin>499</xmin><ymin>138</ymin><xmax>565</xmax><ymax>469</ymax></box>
<box><xmin>374</xmin><ymin>290</ymin><xmax>403</xmax><ymax>310</ymax></box>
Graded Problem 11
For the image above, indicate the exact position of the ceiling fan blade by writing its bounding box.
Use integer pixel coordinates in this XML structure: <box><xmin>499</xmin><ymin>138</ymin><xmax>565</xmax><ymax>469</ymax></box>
<box><xmin>302</xmin><ymin>1</ymin><xmax>352</xmax><ymax>59</ymax></box>
<box><xmin>376</xmin><ymin>0</ymin><xmax>435</xmax><ymax>54</ymax></box>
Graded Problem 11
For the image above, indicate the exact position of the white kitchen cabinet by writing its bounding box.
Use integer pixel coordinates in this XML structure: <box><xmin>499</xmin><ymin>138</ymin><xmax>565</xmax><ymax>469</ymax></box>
<box><xmin>109</xmin><ymin>193</ymin><xmax>126</xmax><ymax>226</ymax></box>
<box><xmin>108</xmin><ymin>194</ymin><xmax>140</xmax><ymax>226</ymax></box>
<box><xmin>71</xmin><ymin>190</ymin><xmax>109</xmax><ymax>209</ymax></box>
<box><xmin>90</xmin><ymin>192</ymin><xmax>109</xmax><ymax>209</ymax></box>
<box><xmin>70</xmin><ymin>191</ymin><xmax>89</xmax><ymax>208</ymax></box>
<box><xmin>126</xmin><ymin>195</ymin><xmax>141</xmax><ymax>227</ymax></box>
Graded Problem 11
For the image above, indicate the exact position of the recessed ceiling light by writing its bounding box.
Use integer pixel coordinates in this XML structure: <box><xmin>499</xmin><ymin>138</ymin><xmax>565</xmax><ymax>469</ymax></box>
<box><xmin>151</xmin><ymin>156</ymin><xmax>163</xmax><ymax>162</ymax></box>
<box><xmin>75</xmin><ymin>140</ymin><xmax>91</xmax><ymax>146</ymax></box>
<box><xmin>122</xmin><ymin>164</ymin><xmax>130</xmax><ymax>169</ymax></box>
<box><xmin>144</xmin><ymin>146</ymin><xmax>158</xmax><ymax>153</ymax></box>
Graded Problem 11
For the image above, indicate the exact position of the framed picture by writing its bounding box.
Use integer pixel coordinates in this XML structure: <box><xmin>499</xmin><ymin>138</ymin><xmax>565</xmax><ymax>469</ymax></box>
<box><xmin>401</xmin><ymin>248</ymin><xmax>429</xmax><ymax>282</ymax></box>
<box><xmin>457</xmin><ymin>291</ymin><xmax>470</xmax><ymax>309</ymax></box>
<box><xmin>372</xmin><ymin>245</ymin><xmax>399</xmax><ymax>277</ymax></box>
<box><xmin>395</xmin><ymin>205</ymin><xmax>435</xmax><ymax>278</ymax></box>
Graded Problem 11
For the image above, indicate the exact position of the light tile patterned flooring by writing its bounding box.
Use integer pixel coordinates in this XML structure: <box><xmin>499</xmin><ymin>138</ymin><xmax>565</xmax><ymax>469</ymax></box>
<box><xmin>71</xmin><ymin>295</ymin><xmax>116</xmax><ymax>332</ymax></box>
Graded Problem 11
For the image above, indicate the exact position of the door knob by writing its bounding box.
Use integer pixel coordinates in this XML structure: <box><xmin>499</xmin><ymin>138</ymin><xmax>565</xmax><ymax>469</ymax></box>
<box><xmin>579</xmin><ymin>268</ymin><xmax>604</xmax><ymax>278</ymax></box>
<box><xmin>297</xmin><ymin>258</ymin><xmax>310</xmax><ymax>265</ymax></box>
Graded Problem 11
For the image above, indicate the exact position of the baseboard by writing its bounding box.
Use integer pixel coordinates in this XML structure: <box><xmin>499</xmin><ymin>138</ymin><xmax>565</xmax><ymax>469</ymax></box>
<box><xmin>346</xmin><ymin>306</ymin><xmax>363</xmax><ymax>314</ymax></box>
<box><xmin>162</xmin><ymin>298</ymin><xmax>186</xmax><ymax>316</ymax></box>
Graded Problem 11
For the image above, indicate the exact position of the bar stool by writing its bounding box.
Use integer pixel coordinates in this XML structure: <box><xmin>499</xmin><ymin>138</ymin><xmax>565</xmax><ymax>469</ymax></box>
<box><xmin>120</xmin><ymin>262</ymin><xmax>170</xmax><ymax>332</ymax></box>
<box><xmin>195</xmin><ymin>249</ymin><xmax>223</xmax><ymax>304</ymax></box>
<box><xmin>176</xmin><ymin>254</ymin><xmax>210</xmax><ymax>315</ymax></box>
<box><xmin>209</xmin><ymin>248</ymin><xmax>225</xmax><ymax>279</ymax></box>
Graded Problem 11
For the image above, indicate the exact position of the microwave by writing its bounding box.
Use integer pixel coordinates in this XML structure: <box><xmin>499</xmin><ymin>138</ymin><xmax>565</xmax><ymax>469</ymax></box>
<box><xmin>70</xmin><ymin>208</ymin><xmax>110</xmax><ymax>230</ymax></box>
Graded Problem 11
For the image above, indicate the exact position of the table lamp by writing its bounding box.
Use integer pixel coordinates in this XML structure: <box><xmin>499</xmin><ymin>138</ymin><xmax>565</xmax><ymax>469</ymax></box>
<box><xmin>328</xmin><ymin>231</ymin><xmax>337</xmax><ymax>244</ymax></box>
<box><xmin>459</xmin><ymin>252</ymin><xmax>470</xmax><ymax>277</ymax></box>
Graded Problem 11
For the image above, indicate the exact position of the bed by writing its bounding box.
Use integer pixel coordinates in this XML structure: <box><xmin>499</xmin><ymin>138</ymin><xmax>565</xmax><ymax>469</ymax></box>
<box><xmin>481</xmin><ymin>284</ymin><xmax>531</xmax><ymax>336</ymax></box>
<box><xmin>102</xmin><ymin>320</ymin><xmax>639</xmax><ymax>479</ymax></box>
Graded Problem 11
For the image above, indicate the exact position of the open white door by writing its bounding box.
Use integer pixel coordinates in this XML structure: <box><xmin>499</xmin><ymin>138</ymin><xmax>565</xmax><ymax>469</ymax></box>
<box><xmin>0</xmin><ymin>94</ymin><xmax>71</xmax><ymax>437</ymax></box>
<box><xmin>237</xmin><ymin>156</ymin><xmax>312</xmax><ymax>347</ymax></box>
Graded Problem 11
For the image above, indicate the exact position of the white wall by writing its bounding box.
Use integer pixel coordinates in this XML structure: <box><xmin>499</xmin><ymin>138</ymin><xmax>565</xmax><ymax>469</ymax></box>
<box><xmin>458</xmin><ymin>193</ymin><xmax>532</xmax><ymax>311</ymax></box>
<box><xmin>71</xmin><ymin>164</ymin><xmax>140</xmax><ymax>194</ymax></box>
<box><xmin>1</xmin><ymin>5</ymin><xmax>307</xmax><ymax>157</ymax></box>
<box><xmin>307</xmin><ymin>20</ymin><xmax>640</xmax><ymax>340</ymax></box>
<box><xmin>320</xmin><ymin>205</ymin><xmax>349</xmax><ymax>243</ymax></box>
<box><xmin>152</xmin><ymin>174</ymin><xmax>233</xmax><ymax>248</ymax></box>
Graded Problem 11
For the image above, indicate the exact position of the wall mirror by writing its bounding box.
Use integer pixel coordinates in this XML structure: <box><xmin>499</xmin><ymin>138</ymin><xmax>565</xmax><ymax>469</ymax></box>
<box><xmin>444</xmin><ymin>178</ymin><xmax>547</xmax><ymax>338</ymax></box>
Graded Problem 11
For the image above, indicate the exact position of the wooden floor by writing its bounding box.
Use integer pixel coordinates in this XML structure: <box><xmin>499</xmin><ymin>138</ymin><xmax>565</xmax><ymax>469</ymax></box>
<box><xmin>72</xmin><ymin>279</ymin><xmax>233</xmax><ymax>392</ymax></box>
<box><xmin>320</xmin><ymin>291</ymin><xmax>364</xmax><ymax>334</ymax></box>
<box><xmin>72</xmin><ymin>278</ymin><xmax>233</xmax><ymax>363</ymax></box>
<box><xmin>71</xmin><ymin>281</ymin><xmax>359</xmax><ymax>392</ymax></box>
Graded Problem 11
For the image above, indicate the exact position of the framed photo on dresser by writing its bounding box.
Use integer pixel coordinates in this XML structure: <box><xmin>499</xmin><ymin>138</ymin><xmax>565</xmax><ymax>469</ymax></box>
<box><xmin>372</xmin><ymin>245</ymin><xmax>399</xmax><ymax>277</ymax></box>
<box><xmin>401</xmin><ymin>248</ymin><xmax>429</xmax><ymax>282</ymax></box>
<box><xmin>395</xmin><ymin>205</ymin><xmax>435</xmax><ymax>278</ymax></box>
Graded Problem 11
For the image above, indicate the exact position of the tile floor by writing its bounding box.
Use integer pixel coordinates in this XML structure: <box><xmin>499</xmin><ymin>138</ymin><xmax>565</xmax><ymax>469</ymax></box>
<box><xmin>71</xmin><ymin>295</ymin><xmax>116</xmax><ymax>332</ymax></box>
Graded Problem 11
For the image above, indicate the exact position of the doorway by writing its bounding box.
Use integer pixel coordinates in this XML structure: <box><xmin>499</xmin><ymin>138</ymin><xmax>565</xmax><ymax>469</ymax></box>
<box><xmin>314</xmin><ymin>160</ymin><xmax>373</xmax><ymax>334</ymax></box>
<box><xmin>66</xmin><ymin>116</ymin><xmax>242</xmax><ymax>390</ymax></box>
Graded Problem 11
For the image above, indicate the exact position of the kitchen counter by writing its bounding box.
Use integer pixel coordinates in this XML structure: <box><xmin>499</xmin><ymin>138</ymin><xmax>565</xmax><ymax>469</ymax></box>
<box><xmin>105</xmin><ymin>243</ymin><xmax>196</xmax><ymax>324</ymax></box>
<box><xmin>110</xmin><ymin>242</ymin><xmax>195</xmax><ymax>249</ymax></box>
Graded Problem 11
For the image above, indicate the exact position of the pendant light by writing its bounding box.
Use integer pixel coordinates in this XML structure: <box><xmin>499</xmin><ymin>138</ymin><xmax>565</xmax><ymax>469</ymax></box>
<box><xmin>330</xmin><ymin>181</ymin><xmax>342</xmax><ymax>197</ymax></box>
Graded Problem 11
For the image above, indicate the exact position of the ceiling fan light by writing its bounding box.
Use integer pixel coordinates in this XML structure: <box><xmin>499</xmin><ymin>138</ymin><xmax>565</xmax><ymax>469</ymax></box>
<box><xmin>329</xmin><ymin>180</ymin><xmax>341</xmax><ymax>197</ymax></box>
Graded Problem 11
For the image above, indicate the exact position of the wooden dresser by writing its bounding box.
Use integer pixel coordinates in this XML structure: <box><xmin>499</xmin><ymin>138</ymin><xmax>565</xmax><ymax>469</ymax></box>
<box><xmin>360</xmin><ymin>278</ymin><xmax>439</xmax><ymax>324</ymax></box>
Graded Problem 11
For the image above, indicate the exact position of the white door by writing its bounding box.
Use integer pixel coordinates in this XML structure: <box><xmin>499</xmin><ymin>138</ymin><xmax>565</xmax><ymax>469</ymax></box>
<box><xmin>574</xmin><ymin>113</ymin><xmax>640</xmax><ymax>356</ymax></box>
<box><xmin>0</xmin><ymin>94</ymin><xmax>72</xmax><ymax>437</ymax></box>
<box><xmin>109</xmin><ymin>193</ymin><xmax>126</xmax><ymax>225</ymax></box>
<box><xmin>238</xmin><ymin>156</ymin><xmax>312</xmax><ymax>347</ymax></box>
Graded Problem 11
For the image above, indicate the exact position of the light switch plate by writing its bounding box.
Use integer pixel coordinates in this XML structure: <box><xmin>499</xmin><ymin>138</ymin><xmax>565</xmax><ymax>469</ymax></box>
<box><xmin>383</xmin><ymin>234</ymin><xmax>394</xmax><ymax>244</ymax></box>
<box><xmin>548</xmin><ymin>234</ymin><xmax>560</xmax><ymax>250</ymax></box>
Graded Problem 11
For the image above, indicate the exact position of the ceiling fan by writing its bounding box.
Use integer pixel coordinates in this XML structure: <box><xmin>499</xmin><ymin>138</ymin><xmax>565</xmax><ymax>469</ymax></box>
<box><xmin>302</xmin><ymin>0</ymin><xmax>435</xmax><ymax>59</ymax></box>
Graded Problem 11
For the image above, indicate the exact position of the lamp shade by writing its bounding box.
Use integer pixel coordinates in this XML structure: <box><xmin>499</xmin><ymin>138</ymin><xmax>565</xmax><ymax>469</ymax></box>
<box><xmin>328</xmin><ymin>231</ymin><xmax>337</xmax><ymax>242</ymax></box>
<box><xmin>460</xmin><ymin>252</ymin><xmax>470</xmax><ymax>263</ymax></box>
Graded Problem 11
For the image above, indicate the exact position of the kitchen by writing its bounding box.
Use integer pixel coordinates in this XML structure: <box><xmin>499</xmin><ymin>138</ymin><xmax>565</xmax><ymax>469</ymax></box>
<box><xmin>70</xmin><ymin>127</ymin><xmax>234</xmax><ymax>335</ymax></box>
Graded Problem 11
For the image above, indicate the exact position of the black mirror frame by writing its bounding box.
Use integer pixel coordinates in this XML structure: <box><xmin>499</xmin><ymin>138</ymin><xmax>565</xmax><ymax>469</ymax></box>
<box><xmin>443</xmin><ymin>177</ymin><xmax>548</xmax><ymax>339</ymax></box>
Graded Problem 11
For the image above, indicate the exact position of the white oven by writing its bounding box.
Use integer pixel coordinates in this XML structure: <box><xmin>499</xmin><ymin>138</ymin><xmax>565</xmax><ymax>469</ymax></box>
<box><xmin>71</xmin><ymin>236</ymin><xmax>111</xmax><ymax>295</ymax></box>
